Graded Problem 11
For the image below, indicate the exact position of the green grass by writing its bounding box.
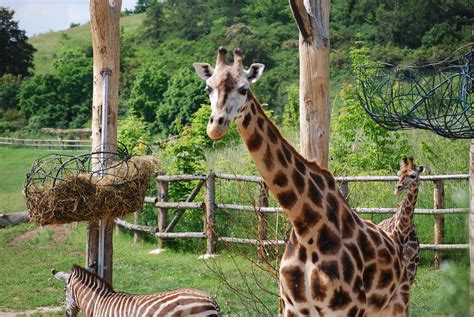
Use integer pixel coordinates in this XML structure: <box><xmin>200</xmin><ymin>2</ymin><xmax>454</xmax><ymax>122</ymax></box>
<box><xmin>28</xmin><ymin>14</ymin><xmax>145</xmax><ymax>74</ymax></box>
<box><xmin>0</xmin><ymin>146</ymin><xmax>469</xmax><ymax>315</ymax></box>
<box><xmin>0</xmin><ymin>146</ymin><xmax>81</xmax><ymax>213</ymax></box>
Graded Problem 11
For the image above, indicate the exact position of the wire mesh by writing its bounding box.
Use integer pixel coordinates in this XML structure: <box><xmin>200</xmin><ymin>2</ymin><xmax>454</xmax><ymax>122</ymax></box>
<box><xmin>356</xmin><ymin>45</ymin><xmax>473</xmax><ymax>138</ymax></box>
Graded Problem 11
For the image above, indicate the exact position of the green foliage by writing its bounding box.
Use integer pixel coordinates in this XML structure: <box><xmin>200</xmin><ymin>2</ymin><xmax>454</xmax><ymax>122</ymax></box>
<box><xmin>128</xmin><ymin>64</ymin><xmax>169</xmax><ymax>122</ymax></box>
<box><xmin>118</xmin><ymin>110</ymin><xmax>153</xmax><ymax>155</ymax></box>
<box><xmin>18</xmin><ymin>49</ymin><xmax>92</xmax><ymax>129</ymax></box>
<box><xmin>330</xmin><ymin>83</ymin><xmax>410</xmax><ymax>175</ymax></box>
<box><xmin>0</xmin><ymin>7</ymin><xmax>36</xmax><ymax>77</ymax></box>
<box><xmin>155</xmin><ymin>68</ymin><xmax>208</xmax><ymax>137</ymax></box>
<box><xmin>281</xmin><ymin>84</ymin><xmax>299</xmax><ymax>130</ymax></box>
<box><xmin>0</xmin><ymin>74</ymin><xmax>22</xmax><ymax>115</ymax></box>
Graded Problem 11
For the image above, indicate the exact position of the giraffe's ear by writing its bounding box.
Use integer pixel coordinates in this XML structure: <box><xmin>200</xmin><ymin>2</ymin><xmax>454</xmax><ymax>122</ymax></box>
<box><xmin>246</xmin><ymin>63</ymin><xmax>265</xmax><ymax>83</ymax></box>
<box><xmin>193</xmin><ymin>63</ymin><xmax>214</xmax><ymax>81</ymax></box>
<box><xmin>417</xmin><ymin>165</ymin><xmax>426</xmax><ymax>174</ymax></box>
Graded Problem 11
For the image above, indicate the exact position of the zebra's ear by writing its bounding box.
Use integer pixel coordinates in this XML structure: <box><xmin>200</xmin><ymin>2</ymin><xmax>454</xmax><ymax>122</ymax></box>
<box><xmin>52</xmin><ymin>269</ymin><xmax>70</xmax><ymax>282</ymax></box>
<box><xmin>86</xmin><ymin>262</ymin><xmax>97</xmax><ymax>273</ymax></box>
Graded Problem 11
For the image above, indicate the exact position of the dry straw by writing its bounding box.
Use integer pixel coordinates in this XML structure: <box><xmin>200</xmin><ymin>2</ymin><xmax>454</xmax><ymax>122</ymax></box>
<box><xmin>24</xmin><ymin>155</ymin><xmax>158</xmax><ymax>225</ymax></box>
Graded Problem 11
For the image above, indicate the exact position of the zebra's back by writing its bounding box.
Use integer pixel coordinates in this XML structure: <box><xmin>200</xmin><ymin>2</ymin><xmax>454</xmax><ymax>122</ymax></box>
<box><xmin>93</xmin><ymin>288</ymin><xmax>221</xmax><ymax>317</ymax></box>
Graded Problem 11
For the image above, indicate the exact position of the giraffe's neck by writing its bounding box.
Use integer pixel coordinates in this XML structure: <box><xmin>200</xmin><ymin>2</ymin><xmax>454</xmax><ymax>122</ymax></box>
<box><xmin>235</xmin><ymin>92</ymin><xmax>343</xmax><ymax>229</ymax></box>
<box><xmin>395</xmin><ymin>183</ymin><xmax>419</xmax><ymax>239</ymax></box>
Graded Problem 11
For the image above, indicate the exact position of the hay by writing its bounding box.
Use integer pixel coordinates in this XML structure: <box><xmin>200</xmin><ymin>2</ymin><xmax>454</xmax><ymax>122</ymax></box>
<box><xmin>25</xmin><ymin>155</ymin><xmax>158</xmax><ymax>226</ymax></box>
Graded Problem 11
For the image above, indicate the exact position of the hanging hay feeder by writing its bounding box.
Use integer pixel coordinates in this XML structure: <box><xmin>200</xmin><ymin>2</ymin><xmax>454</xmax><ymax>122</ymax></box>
<box><xmin>24</xmin><ymin>151</ymin><xmax>158</xmax><ymax>226</ymax></box>
<box><xmin>355</xmin><ymin>45</ymin><xmax>473</xmax><ymax>138</ymax></box>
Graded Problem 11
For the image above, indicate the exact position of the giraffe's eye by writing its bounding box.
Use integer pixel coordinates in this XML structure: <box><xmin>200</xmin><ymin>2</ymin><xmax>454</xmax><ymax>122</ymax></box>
<box><xmin>205</xmin><ymin>85</ymin><xmax>213</xmax><ymax>94</ymax></box>
<box><xmin>238</xmin><ymin>87</ymin><xmax>248</xmax><ymax>95</ymax></box>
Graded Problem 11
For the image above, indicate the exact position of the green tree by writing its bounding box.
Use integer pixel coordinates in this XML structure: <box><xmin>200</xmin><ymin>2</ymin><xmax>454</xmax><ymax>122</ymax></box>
<box><xmin>0</xmin><ymin>74</ymin><xmax>22</xmax><ymax>115</ymax></box>
<box><xmin>155</xmin><ymin>68</ymin><xmax>207</xmax><ymax>137</ymax></box>
<box><xmin>18</xmin><ymin>49</ymin><xmax>92</xmax><ymax>129</ymax></box>
<box><xmin>0</xmin><ymin>7</ymin><xmax>36</xmax><ymax>76</ymax></box>
<box><xmin>128</xmin><ymin>65</ymin><xmax>169</xmax><ymax>122</ymax></box>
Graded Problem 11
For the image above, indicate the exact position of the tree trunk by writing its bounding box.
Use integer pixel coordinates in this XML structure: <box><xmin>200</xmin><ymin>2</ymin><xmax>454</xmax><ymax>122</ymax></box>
<box><xmin>290</xmin><ymin>0</ymin><xmax>330</xmax><ymax>167</ymax></box>
<box><xmin>86</xmin><ymin>0</ymin><xmax>121</xmax><ymax>286</ymax></box>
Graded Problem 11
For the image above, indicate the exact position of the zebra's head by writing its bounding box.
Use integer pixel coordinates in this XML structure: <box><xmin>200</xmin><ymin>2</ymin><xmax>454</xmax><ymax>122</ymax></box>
<box><xmin>52</xmin><ymin>264</ymin><xmax>95</xmax><ymax>317</ymax></box>
<box><xmin>52</xmin><ymin>268</ymin><xmax>79</xmax><ymax>317</ymax></box>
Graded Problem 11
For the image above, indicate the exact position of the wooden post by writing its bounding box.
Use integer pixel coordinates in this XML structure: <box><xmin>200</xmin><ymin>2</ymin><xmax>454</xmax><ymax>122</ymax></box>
<box><xmin>86</xmin><ymin>0</ymin><xmax>121</xmax><ymax>285</ymax></box>
<box><xmin>289</xmin><ymin>0</ymin><xmax>330</xmax><ymax>167</ymax></box>
<box><xmin>133</xmin><ymin>209</ymin><xmax>141</xmax><ymax>244</ymax></box>
<box><xmin>157</xmin><ymin>177</ymin><xmax>168</xmax><ymax>250</ymax></box>
<box><xmin>433</xmin><ymin>180</ymin><xmax>445</xmax><ymax>269</ymax></box>
<box><xmin>469</xmin><ymin>140</ymin><xmax>474</xmax><ymax>313</ymax></box>
<box><xmin>204</xmin><ymin>173</ymin><xmax>217</xmax><ymax>256</ymax></box>
<box><xmin>257</xmin><ymin>182</ymin><xmax>269</xmax><ymax>261</ymax></box>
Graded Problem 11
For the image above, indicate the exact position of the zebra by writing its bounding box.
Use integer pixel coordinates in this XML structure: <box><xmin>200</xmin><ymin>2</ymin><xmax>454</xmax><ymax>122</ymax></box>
<box><xmin>52</xmin><ymin>264</ymin><xmax>221</xmax><ymax>317</ymax></box>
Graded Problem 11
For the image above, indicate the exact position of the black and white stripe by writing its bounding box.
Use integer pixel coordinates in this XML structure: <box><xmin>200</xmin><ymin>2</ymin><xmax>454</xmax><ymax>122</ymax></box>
<box><xmin>53</xmin><ymin>265</ymin><xmax>221</xmax><ymax>317</ymax></box>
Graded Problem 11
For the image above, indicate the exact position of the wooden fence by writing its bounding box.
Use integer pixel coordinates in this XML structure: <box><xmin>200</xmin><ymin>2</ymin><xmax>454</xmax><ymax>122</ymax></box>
<box><xmin>116</xmin><ymin>173</ymin><xmax>470</xmax><ymax>267</ymax></box>
<box><xmin>0</xmin><ymin>137</ymin><xmax>91</xmax><ymax>150</ymax></box>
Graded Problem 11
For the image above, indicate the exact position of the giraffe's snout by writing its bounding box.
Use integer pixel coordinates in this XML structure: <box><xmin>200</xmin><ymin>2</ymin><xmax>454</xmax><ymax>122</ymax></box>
<box><xmin>207</xmin><ymin>114</ymin><xmax>229</xmax><ymax>140</ymax></box>
<box><xmin>394</xmin><ymin>184</ymin><xmax>403</xmax><ymax>195</ymax></box>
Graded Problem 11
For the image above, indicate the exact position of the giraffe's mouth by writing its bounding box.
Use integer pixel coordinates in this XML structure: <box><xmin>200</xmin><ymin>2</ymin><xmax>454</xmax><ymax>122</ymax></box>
<box><xmin>207</xmin><ymin>118</ymin><xmax>229</xmax><ymax>141</ymax></box>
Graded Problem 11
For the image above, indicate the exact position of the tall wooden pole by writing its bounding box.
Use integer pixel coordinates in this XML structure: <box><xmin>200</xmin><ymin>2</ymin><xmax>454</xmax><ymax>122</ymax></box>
<box><xmin>86</xmin><ymin>0</ymin><xmax>121</xmax><ymax>285</ymax></box>
<box><xmin>289</xmin><ymin>0</ymin><xmax>330</xmax><ymax>167</ymax></box>
<box><xmin>469</xmin><ymin>140</ymin><xmax>474</xmax><ymax>313</ymax></box>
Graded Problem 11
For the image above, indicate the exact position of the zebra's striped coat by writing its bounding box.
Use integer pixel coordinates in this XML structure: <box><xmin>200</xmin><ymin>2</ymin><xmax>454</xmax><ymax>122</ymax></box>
<box><xmin>53</xmin><ymin>265</ymin><xmax>221</xmax><ymax>317</ymax></box>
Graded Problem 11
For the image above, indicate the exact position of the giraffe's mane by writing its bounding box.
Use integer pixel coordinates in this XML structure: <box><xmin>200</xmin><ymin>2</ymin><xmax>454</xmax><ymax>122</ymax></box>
<box><xmin>247</xmin><ymin>91</ymin><xmax>334</xmax><ymax>178</ymax></box>
<box><xmin>71</xmin><ymin>264</ymin><xmax>114</xmax><ymax>292</ymax></box>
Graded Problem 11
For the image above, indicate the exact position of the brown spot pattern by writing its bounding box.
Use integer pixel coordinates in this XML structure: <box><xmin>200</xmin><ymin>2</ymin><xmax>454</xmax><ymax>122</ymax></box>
<box><xmin>246</xmin><ymin>130</ymin><xmax>263</xmax><ymax>152</ymax></box>
<box><xmin>319</xmin><ymin>260</ymin><xmax>340</xmax><ymax>280</ymax></box>
<box><xmin>267</xmin><ymin>126</ymin><xmax>278</xmax><ymax>144</ymax></box>
<box><xmin>273</xmin><ymin>171</ymin><xmax>288</xmax><ymax>187</ymax></box>
<box><xmin>281</xmin><ymin>266</ymin><xmax>306</xmax><ymax>302</ymax></box>
<box><xmin>310</xmin><ymin>269</ymin><xmax>327</xmax><ymax>301</ymax></box>
<box><xmin>262</xmin><ymin>145</ymin><xmax>274</xmax><ymax>171</ymax></box>
<box><xmin>276</xmin><ymin>149</ymin><xmax>288</xmax><ymax>168</ymax></box>
<box><xmin>317</xmin><ymin>224</ymin><xmax>341</xmax><ymax>255</ymax></box>
<box><xmin>329</xmin><ymin>287</ymin><xmax>351</xmax><ymax>310</ymax></box>
<box><xmin>277</xmin><ymin>190</ymin><xmax>297</xmax><ymax>209</ymax></box>
<box><xmin>292</xmin><ymin>169</ymin><xmax>306</xmax><ymax>194</ymax></box>
<box><xmin>363</xmin><ymin>263</ymin><xmax>377</xmax><ymax>290</ymax></box>
<box><xmin>294</xmin><ymin>203</ymin><xmax>321</xmax><ymax>237</ymax></box>
<box><xmin>257</xmin><ymin>117</ymin><xmax>264</xmax><ymax>130</ymax></box>
<box><xmin>242</xmin><ymin>113</ymin><xmax>252</xmax><ymax>129</ymax></box>
<box><xmin>308</xmin><ymin>180</ymin><xmax>323</xmax><ymax>207</ymax></box>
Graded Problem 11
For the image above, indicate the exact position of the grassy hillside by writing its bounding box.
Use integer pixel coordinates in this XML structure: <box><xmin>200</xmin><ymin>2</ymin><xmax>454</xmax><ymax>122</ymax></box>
<box><xmin>28</xmin><ymin>13</ymin><xmax>145</xmax><ymax>75</ymax></box>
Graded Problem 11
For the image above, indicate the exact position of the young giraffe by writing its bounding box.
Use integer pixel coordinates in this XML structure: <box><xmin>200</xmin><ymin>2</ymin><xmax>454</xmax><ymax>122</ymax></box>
<box><xmin>194</xmin><ymin>48</ymin><xmax>410</xmax><ymax>316</ymax></box>
<box><xmin>378</xmin><ymin>157</ymin><xmax>425</xmax><ymax>285</ymax></box>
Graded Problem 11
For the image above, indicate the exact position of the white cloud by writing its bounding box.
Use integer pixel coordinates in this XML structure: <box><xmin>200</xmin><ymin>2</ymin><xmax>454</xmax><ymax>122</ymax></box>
<box><xmin>0</xmin><ymin>0</ymin><xmax>137</xmax><ymax>36</ymax></box>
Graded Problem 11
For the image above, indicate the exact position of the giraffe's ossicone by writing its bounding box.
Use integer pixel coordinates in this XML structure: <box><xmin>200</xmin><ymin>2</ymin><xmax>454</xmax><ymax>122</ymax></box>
<box><xmin>194</xmin><ymin>48</ymin><xmax>412</xmax><ymax>316</ymax></box>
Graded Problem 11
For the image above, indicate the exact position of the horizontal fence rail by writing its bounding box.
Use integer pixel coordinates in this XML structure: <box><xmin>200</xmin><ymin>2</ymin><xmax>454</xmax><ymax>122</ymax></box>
<box><xmin>0</xmin><ymin>137</ymin><xmax>91</xmax><ymax>149</ymax></box>
<box><xmin>116</xmin><ymin>173</ymin><xmax>471</xmax><ymax>267</ymax></box>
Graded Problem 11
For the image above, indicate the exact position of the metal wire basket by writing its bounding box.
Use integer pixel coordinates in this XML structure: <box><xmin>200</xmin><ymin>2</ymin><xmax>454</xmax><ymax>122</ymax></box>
<box><xmin>356</xmin><ymin>46</ymin><xmax>473</xmax><ymax>138</ymax></box>
<box><xmin>24</xmin><ymin>147</ymin><xmax>158</xmax><ymax>225</ymax></box>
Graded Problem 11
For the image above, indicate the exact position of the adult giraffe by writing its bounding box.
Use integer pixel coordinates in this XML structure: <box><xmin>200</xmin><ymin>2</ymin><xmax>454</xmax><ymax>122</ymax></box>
<box><xmin>194</xmin><ymin>48</ymin><xmax>410</xmax><ymax>316</ymax></box>
<box><xmin>378</xmin><ymin>157</ymin><xmax>425</xmax><ymax>285</ymax></box>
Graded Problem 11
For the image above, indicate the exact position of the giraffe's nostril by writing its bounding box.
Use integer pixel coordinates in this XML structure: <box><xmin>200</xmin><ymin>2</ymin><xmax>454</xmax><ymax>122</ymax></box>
<box><xmin>209</xmin><ymin>116</ymin><xmax>214</xmax><ymax>124</ymax></box>
<box><xmin>218</xmin><ymin>117</ymin><xmax>224</xmax><ymax>125</ymax></box>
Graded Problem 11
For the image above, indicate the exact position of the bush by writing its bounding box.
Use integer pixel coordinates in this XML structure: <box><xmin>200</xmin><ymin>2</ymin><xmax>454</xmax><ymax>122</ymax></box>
<box><xmin>118</xmin><ymin>110</ymin><xmax>153</xmax><ymax>155</ymax></box>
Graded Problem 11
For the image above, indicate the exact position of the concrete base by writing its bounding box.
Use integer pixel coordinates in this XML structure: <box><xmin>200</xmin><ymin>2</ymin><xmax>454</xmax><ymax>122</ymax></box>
<box><xmin>198</xmin><ymin>253</ymin><xmax>217</xmax><ymax>260</ymax></box>
<box><xmin>148</xmin><ymin>248</ymin><xmax>166</xmax><ymax>254</ymax></box>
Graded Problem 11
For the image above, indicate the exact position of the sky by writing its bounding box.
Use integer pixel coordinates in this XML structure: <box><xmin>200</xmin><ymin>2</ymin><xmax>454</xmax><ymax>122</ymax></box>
<box><xmin>1</xmin><ymin>0</ymin><xmax>137</xmax><ymax>36</ymax></box>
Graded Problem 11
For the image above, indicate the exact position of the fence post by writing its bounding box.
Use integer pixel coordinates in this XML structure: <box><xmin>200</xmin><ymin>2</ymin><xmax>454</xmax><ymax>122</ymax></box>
<box><xmin>133</xmin><ymin>208</ymin><xmax>141</xmax><ymax>244</ymax></box>
<box><xmin>204</xmin><ymin>173</ymin><xmax>217</xmax><ymax>256</ymax></box>
<box><xmin>433</xmin><ymin>180</ymin><xmax>445</xmax><ymax>269</ymax></box>
<box><xmin>157</xmin><ymin>173</ymin><xmax>168</xmax><ymax>251</ymax></box>
<box><xmin>258</xmin><ymin>182</ymin><xmax>269</xmax><ymax>261</ymax></box>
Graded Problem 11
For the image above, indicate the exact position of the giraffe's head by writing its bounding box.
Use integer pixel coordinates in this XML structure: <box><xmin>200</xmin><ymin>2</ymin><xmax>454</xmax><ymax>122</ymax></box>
<box><xmin>193</xmin><ymin>47</ymin><xmax>265</xmax><ymax>140</ymax></box>
<box><xmin>394</xmin><ymin>157</ymin><xmax>425</xmax><ymax>195</ymax></box>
